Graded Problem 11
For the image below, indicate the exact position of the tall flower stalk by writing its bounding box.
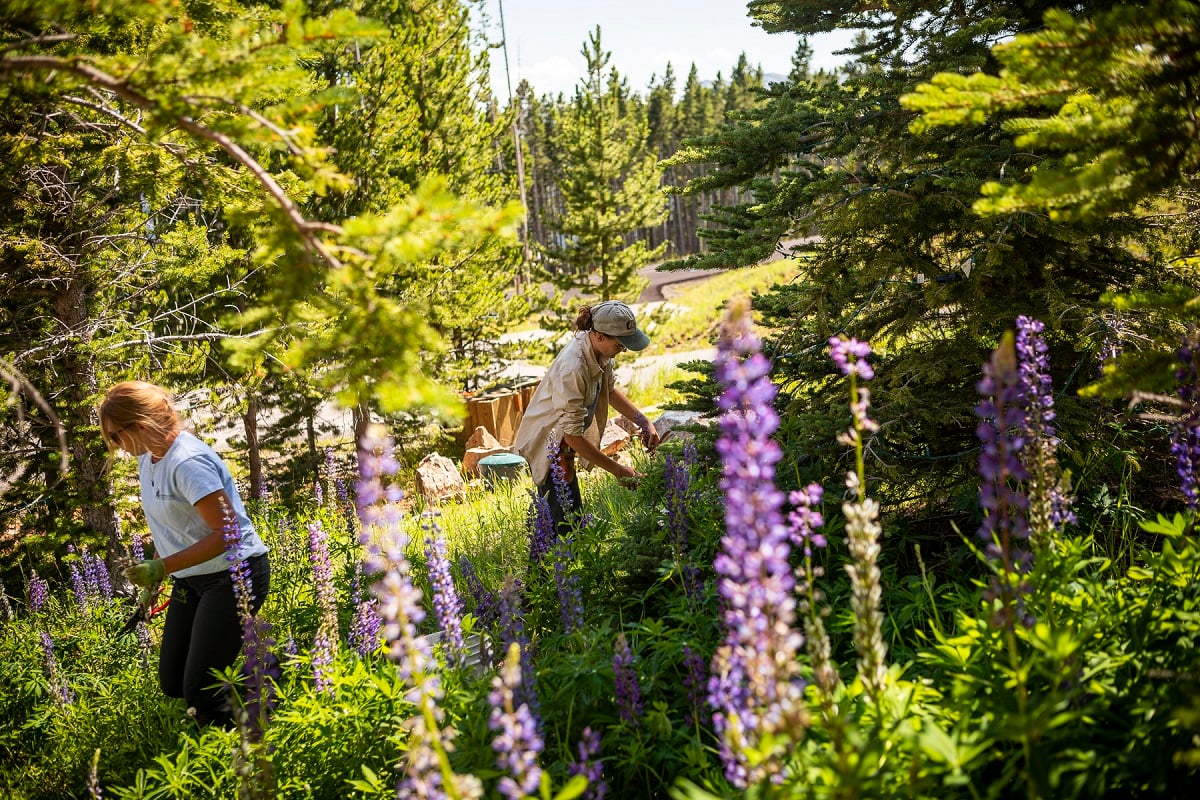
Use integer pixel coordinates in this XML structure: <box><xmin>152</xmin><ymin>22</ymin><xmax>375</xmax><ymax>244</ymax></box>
<box><xmin>357</xmin><ymin>426</ymin><xmax>480</xmax><ymax>800</ymax></box>
<box><xmin>976</xmin><ymin>333</ymin><xmax>1034</xmax><ymax>629</ymax></box>
<box><xmin>40</xmin><ymin>632</ymin><xmax>72</xmax><ymax>705</ymax></box>
<box><xmin>568</xmin><ymin>727</ymin><xmax>607</xmax><ymax>800</ymax></box>
<box><xmin>707</xmin><ymin>297</ymin><xmax>807</xmax><ymax>787</ymax></box>
<box><xmin>612</xmin><ymin>633</ymin><xmax>643</xmax><ymax>725</ymax></box>
<box><xmin>222</xmin><ymin>502</ymin><xmax>278</xmax><ymax>800</ymax></box>
<box><xmin>307</xmin><ymin>519</ymin><xmax>338</xmax><ymax>694</ymax></box>
<box><xmin>829</xmin><ymin>335</ymin><xmax>889</xmax><ymax>705</ymax></box>
<box><xmin>423</xmin><ymin>516</ymin><xmax>468</xmax><ymax>668</ymax></box>
<box><xmin>1014</xmin><ymin>316</ymin><xmax>1074</xmax><ymax>541</ymax></box>
<box><xmin>348</xmin><ymin>563</ymin><xmax>381</xmax><ymax>659</ymax></box>
<box><xmin>553</xmin><ymin>537</ymin><xmax>584</xmax><ymax>635</ymax></box>
<box><xmin>1171</xmin><ymin>333</ymin><xmax>1200</xmax><ymax>509</ymax></box>
<box><xmin>489</xmin><ymin>642</ymin><xmax>544</xmax><ymax>800</ymax></box>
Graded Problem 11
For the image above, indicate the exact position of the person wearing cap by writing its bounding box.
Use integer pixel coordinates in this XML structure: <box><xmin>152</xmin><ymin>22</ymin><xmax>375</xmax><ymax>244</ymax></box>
<box><xmin>514</xmin><ymin>300</ymin><xmax>660</xmax><ymax>534</ymax></box>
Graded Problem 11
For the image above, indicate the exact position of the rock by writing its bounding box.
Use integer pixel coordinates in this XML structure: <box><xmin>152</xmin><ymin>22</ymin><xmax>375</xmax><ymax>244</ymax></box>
<box><xmin>464</xmin><ymin>425</ymin><xmax>504</xmax><ymax>451</ymax></box>
<box><xmin>463</xmin><ymin>445</ymin><xmax>511</xmax><ymax>477</ymax></box>
<box><xmin>652</xmin><ymin>410</ymin><xmax>707</xmax><ymax>443</ymax></box>
<box><xmin>415</xmin><ymin>453</ymin><xmax>466</xmax><ymax>503</ymax></box>
<box><xmin>614</xmin><ymin>416</ymin><xmax>642</xmax><ymax>437</ymax></box>
<box><xmin>600</xmin><ymin>419</ymin><xmax>631</xmax><ymax>455</ymax></box>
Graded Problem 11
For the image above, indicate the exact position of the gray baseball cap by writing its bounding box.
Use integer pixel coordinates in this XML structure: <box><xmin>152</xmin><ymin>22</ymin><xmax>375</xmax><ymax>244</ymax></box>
<box><xmin>592</xmin><ymin>301</ymin><xmax>650</xmax><ymax>351</ymax></box>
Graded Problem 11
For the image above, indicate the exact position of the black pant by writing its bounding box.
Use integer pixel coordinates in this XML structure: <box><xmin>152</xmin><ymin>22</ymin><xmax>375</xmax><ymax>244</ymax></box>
<box><xmin>159</xmin><ymin>554</ymin><xmax>270</xmax><ymax>726</ymax></box>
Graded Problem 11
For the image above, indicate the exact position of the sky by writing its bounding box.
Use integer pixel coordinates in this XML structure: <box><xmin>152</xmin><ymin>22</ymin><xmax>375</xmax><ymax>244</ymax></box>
<box><xmin>475</xmin><ymin>0</ymin><xmax>855</xmax><ymax>99</ymax></box>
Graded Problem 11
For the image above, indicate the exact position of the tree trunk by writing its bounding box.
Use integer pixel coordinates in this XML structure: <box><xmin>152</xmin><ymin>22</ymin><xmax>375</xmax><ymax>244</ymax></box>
<box><xmin>242</xmin><ymin>391</ymin><xmax>262</xmax><ymax>502</ymax></box>
<box><xmin>53</xmin><ymin>277</ymin><xmax>122</xmax><ymax>567</ymax></box>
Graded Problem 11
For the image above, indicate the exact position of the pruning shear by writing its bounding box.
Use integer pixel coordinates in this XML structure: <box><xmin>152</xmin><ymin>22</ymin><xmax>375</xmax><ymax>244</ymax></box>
<box><xmin>119</xmin><ymin>585</ymin><xmax>169</xmax><ymax>637</ymax></box>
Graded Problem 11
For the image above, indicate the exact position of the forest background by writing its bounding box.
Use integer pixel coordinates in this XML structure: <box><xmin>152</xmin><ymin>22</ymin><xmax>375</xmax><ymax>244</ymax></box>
<box><xmin>1</xmin><ymin>0</ymin><xmax>1199</xmax><ymax>796</ymax></box>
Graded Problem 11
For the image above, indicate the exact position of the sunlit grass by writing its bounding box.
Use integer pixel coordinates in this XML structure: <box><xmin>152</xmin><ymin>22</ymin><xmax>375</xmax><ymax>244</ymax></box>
<box><xmin>641</xmin><ymin>258</ymin><xmax>804</xmax><ymax>354</ymax></box>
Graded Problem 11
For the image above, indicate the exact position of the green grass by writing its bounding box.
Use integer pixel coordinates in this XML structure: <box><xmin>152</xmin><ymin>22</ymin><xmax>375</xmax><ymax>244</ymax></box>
<box><xmin>640</xmin><ymin>258</ymin><xmax>804</xmax><ymax>354</ymax></box>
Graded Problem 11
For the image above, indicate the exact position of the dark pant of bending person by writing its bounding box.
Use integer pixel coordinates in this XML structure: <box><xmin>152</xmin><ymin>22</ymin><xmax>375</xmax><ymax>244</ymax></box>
<box><xmin>159</xmin><ymin>553</ymin><xmax>270</xmax><ymax>727</ymax></box>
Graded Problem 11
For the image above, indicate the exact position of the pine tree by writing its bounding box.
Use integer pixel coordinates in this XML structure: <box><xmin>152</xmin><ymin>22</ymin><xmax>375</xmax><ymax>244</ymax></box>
<box><xmin>537</xmin><ymin>27</ymin><xmax>667</xmax><ymax>307</ymax></box>
<box><xmin>667</xmin><ymin>0</ymin><xmax>1194</xmax><ymax>522</ymax></box>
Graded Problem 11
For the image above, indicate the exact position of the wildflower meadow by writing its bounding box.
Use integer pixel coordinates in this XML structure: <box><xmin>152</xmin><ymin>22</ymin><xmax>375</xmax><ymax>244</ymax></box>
<box><xmin>2</xmin><ymin>297</ymin><xmax>1199</xmax><ymax>799</ymax></box>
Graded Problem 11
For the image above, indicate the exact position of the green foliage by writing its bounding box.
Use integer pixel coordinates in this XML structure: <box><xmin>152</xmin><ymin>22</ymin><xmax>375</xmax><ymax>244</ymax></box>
<box><xmin>535</xmin><ymin>28</ymin><xmax>667</xmax><ymax>309</ymax></box>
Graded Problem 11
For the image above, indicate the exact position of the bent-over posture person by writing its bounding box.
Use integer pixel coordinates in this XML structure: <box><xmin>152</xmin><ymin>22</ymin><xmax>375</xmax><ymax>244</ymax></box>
<box><xmin>514</xmin><ymin>301</ymin><xmax>661</xmax><ymax>534</ymax></box>
<box><xmin>101</xmin><ymin>380</ymin><xmax>269</xmax><ymax>727</ymax></box>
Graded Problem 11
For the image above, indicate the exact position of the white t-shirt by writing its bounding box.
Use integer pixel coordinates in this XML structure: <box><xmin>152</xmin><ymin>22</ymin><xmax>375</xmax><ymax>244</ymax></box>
<box><xmin>138</xmin><ymin>431</ymin><xmax>267</xmax><ymax>577</ymax></box>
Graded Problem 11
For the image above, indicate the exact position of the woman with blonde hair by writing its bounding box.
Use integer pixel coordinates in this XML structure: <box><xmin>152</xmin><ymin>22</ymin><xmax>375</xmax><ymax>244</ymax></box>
<box><xmin>100</xmin><ymin>380</ymin><xmax>269</xmax><ymax>727</ymax></box>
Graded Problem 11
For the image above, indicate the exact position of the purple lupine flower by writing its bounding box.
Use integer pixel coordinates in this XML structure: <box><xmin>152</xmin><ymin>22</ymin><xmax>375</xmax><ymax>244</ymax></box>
<box><xmin>283</xmin><ymin>636</ymin><xmax>299</xmax><ymax>662</ymax></box>
<box><xmin>977</xmin><ymin>333</ymin><xmax>1034</xmax><ymax>629</ymax></box>
<box><xmin>681</xmin><ymin>646</ymin><xmax>707</xmax><ymax>728</ymax></box>
<box><xmin>829</xmin><ymin>336</ymin><xmax>889</xmax><ymax>701</ymax></box>
<box><xmin>66</xmin><ymin>546</ymin><xmax>88</xmax><ymax>612</ymax></box>
<box><xmin>223</xmin><ymin>501</ymin><xmax>278</xmax><ymax>739</ymax></box>
<box><xmin>613</xmin><ymin>633</ymin><xmax>643</xmax><ymax>725</ymax></box>
<box><xmin>553</xmin><ymin>537</ymin><xmax>584</xmax><ymax>635</ymax></box>
<box><xmin>313</xmin><ymin>479</ymin><xmax>324</xmax><ymax>507</ymax></box>
<box><xmin>829</xmin><ymin>336</ymin><xmax>874</xmax><ymax>380</ymax></box>
<box><xmin>458</xmin><ymin>555</ymin><xmax>499</xmax><ymax>626</ymax></box>
<box><xmin>788</xmin><ymin>485</ymin><xmax>838</xmax><ymax>697</ymax></box>
<box><xmin>489</xmin><ymin>642</ymin><xmax>544</xmax><ymax>800</ymax></box>
<box><xmin>1172</xmin><ymin>334</ymin><xmax>1200</xmax><ymax>509</ymax></box>
<box><xmin>358</xmin><ymin>426</ymin><xmax>471</xmax><ymax>796</ymax></box>
<box><xmin>663</xmin><ymin>453</ymin><xmax>692</xmax><ymax>553</ymax></box>
<box><xmin>568</xmin><ymin>727</ymin><xmax>607</xmax><ymax>800</ymax></box>
<box><xmin>307</xmin><ymin>520</ymin><xmax>338</xmax><ymax>693</ymax></box>
<box><xmin>497</xmin><ymin>576</ymin><xmax>538</xmax><ymax>717</ymax></box>
<box><xmin>547</xmin><ymin>439</ymin><xmax>574</xmax><ymax>526</ymax></box>
<box><xmin>528</xmin><ymin>492</ymin><xmax>556</xmax><ymax>563</ymax></box>
<box><xmin>28</xmin><ymin>571</ymin><xmax>49</xmax><ymax>613</ymax></box>
<box><xmin>82</xmin><ymin>547</ymin><xmax>113</xmax><ymax>603</ymax></box>
<box><xmin>788</xmin><ymin>484</ymin><xmax>826</xmax><ymax>557</ymax></box>
<box><xmin>1015</xmin><ymin>316</ymin><xmax>1075</xmax><ymax>537</ymax></box>
<box><xmin>707</xmin><ymin>298</ymin><xmax>807</xmax><ymax>787</ymax></box>
<box><xmin>423</xmin><ymin>517</ymin><xmax>467</xmax><ymax>667</ymax></box>
<box><xmin>40</xmin><ymin>632</ymin><xmax>72</xmax><ymax>705</ymax></box>
<box><xmin>348</xmin><ymin>566</ymin><xmax>381</xmax><ymax>658</ymax></box>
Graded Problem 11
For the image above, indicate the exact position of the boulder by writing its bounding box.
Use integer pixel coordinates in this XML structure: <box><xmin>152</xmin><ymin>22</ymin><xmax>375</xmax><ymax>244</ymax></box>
<box><xmin>463</xmin><ymin>445</ymin><xmax>512</xmax><ymax>477</ymax></box>
<box><xmin>600</xmin><ymin>419</ymin><xmax>632</xmax><ymax>455</ymax></box>
<box><xmin>415</xmin><ymin>453</ymin><xmax>466</xmax><ymax>503</ymax></box>
<box><xmin>652</xmin><ymin>410</ymin><xmax>707</xmax><ymax>443</ymax></box>
<box><xmin>464</xmin><ymin>425</ymin><xmax>504</xmax><ymax>451</ymax></box>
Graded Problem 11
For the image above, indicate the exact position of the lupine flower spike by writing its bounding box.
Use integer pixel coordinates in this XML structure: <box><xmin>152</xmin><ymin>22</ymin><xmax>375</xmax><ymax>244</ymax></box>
<box><xmin>307</xmin><ymin>519</ymin><xmax>338</xmax><ymax>694</ymax></box>
<box><xmin>1014</xmin><ymin>316</ymin><xmax>1074</xmax><ymax>541</ymax></box>
<box><xmin>423</xmin><ymin>516</ymin><xmax>468</xmax><ymax>668</ymax></box>
<box><xmin>489</xmin><ymin>642</ymin><xmax>545</xmax><ymax>800</ymax></box>
<box><xmin>568</xmin><ymin>727</ymin><xmax>608</xmax><ymax>800</ymax></box>
<box><xmin>357</xmin><ymin>426</ymin><xmax>481</xmax><ymax>799</ymax></box>
<box><xmin>789</xmin><ymin>483</ymin><xmax>838</xmax><ymax>697</ymax></box>
<box><xmin>707</xmin><ymin>297</ymin><xmax>808</xmax><ymax>787</ymax></box>
<box><xmin>553</xmin><ymin>536</ymin><xmax>584</xmax><ymax>635</ymax></box>
<box><xmin>1171</xmin><ymin>333</ymin><xmax>1200</xmax><ymax>510</ymax></box>
<box><xmin>612</xmin><ymin>633</ymin><xmax>643</xmax><ymax>725</ymax></box>
<box><xmin>223</xmin><ymin>502</ymin><xmax>278</xmax><ymax>742</ymax></box>
<box><xmin>976</xmin><ymin>333</ymin><xmax>1034</xmax><ymax>629</ymax></box>
<box><xmin>829</xmin><ymin>335</ymin><xmax>889</xmax><ymax>703</ymax></box>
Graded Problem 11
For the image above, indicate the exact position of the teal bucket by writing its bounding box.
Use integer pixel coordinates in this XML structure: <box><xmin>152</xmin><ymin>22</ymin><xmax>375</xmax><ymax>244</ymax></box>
<box><xmin>478</xmin><ymin>453</ymin><xmax>528</xmax><ymax>487</ymax></box>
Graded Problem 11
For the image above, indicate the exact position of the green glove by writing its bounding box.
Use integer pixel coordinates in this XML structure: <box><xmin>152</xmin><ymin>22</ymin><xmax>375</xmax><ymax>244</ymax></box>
<box><xmin>136</xmin><ymin>583</ymin><xmax>159</xmax><ymax>612</ymax></box>
<box><xmin>124</xmin><ymin>558</ymin><xmax>166</xmax><ymax>587</ymax></box>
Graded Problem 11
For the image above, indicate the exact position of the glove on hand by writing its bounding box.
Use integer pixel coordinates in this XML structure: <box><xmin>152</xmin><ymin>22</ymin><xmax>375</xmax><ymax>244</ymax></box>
<box><xmin>124</xmin><ymin>558</ymin><xmax>166</xmax><ymax>587</ymax></box>
<box><xmin>136</xmin><ymin>583</ymin><xmax>160</xmax><ymax>612</ymax></box>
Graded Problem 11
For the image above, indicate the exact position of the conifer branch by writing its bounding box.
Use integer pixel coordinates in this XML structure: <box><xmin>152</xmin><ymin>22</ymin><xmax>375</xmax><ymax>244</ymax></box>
<box><xmin>0</xmin><ymin>54</ymin><xmax>345</xmax><ymax>268</ymax></box>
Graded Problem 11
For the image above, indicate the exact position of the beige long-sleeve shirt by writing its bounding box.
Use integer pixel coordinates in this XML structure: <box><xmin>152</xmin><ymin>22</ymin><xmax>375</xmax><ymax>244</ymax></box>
<box><xmin>514</xmin><ymin>332</ymin><xmax>614</xmax><ymax>486</ymax></box>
